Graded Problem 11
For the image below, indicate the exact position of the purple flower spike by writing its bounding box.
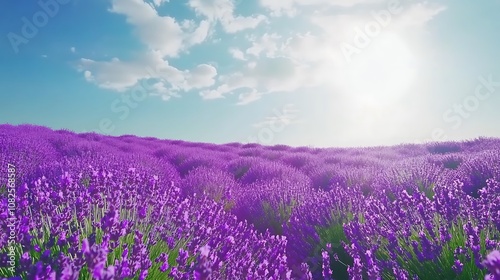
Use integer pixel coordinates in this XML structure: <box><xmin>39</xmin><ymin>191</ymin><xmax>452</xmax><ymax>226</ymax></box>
<box><xmin>483</xmin><ymin>250</ymin><xmax>500</xmax><ymax>280</ymax></box>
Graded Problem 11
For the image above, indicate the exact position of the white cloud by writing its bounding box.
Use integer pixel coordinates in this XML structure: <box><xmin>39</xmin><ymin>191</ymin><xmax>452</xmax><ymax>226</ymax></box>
<box><xmin>77</xmin><ymin>51</ymin><xmax>217</xmax><ymax>94</ymax></box>
<box><xmin>78</xmin><ymin>56</ymin><xmax>150</xmax><ymax>91</ymax></box>
<box><xmin>149</xmin><ymin>81</ymin><xmax>181</xmax><ymax>100</ymax></box>
<box><xmin>187</xmin><ymin>20</ymin><xmax>212</xmax><ymax>45</ymax></box>
<box><xmin>294</xmin><ymin>0</ymin><xmax>384</xmax><ymax>7</ymax></box>
<box><xmin>281</xmin><ymin>32</ymin><xmax>330</xmax><ymax>62</ymax></box>
<box><xmin>70</xmin><ymin>47</ymin><xmax>76</xmax><ymax>53</ymax></box>
<box><xmin>199</xmin><ymin>88</ymin><xmax>226</xmax><ymax>99</ymax></box>
<box><xmin>202</xmin><ymin>1</ymin><xmax>447</xmax><ymax>105</ymax></box>
<box><xmin>246</xmin><ymin>33</ymin><xmax>281</xmax><ymax>57</ymax></box>
<box><xmin>252</xmin><ymin>103</ymin><xmax>300</xmax><ymax>126</ymax></box>
<box><xmin>110</xmin><ymin>0</ymin><xmax>184</xmax><ymax>57</ymax></box>
<box><xmin>308</xmin><ymin>2</ymin><xmax>447</xmax><ymax>37</ymax></box>
<box><xmin>199</xmin><ymin>56</ymin><xmax>310</xmax><ymax>104</ymax></box>
<box><xmin>83</xmin><ymin>70</ymin><xmax>93</xmax><ymax>81</ymax></box>
<box><xmin>394</xmin><ymin>2</ymin><xmax>447</xmax><ymax>28</ymax></box>
<box><xmin>188</xmin><ymin>0</ymin><xmax>266</xmax><ymax>33</ymax></box>
<box><xmin>259</xmin><ymin>0</ymin><xmax>385</xmax><ymax>17</ymax></box>
<box><xmin>200</xmin><ymin>72</ymin><xmax>256</xmax><ymax>100</ymax></box>
<box><xmin>229</xmin><ymin>48</ymin><xmax>246</xmax><ymax>60</ymax></box>
<box><xmin>222</xmin><ymin>15</ymin><xmax>267</xmax><ymax>33</ymax></box>
<box><xmin>77</xmin><ymin>0</ymin><xmax>219</xmax><ymax>98</ymax></box>
<box><xmin>185</xmin><ymin>64</ymin><xmax>218</xmax><ymax>88</ymax></box>
<box><xmin>236</xmin><ymin>89</ymin><xmax>263</xmax><ymax>105</ymax></box>
<box><xmin>77</xmin><ymin>0</ymin><xmax>447</xmax><ymax>107</ymax></box>
<box><xmin>110</xmin><ymin>0</ymin><xmax>210</xmax><ymax>57</ymax></box>
<box><xmin>151</xmin><ymin>0</ymin><xmax>169</xmax><ymax>7</ymax></box>
<box><xmin>258</xmin><ymin>0</ymin><xmax>296</xmax><ymax>17</ymax></box>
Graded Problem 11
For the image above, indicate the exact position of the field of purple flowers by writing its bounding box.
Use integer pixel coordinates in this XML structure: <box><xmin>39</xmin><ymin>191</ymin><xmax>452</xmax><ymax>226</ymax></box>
<box><xmin>0</xmin><ymin>124</ymin><xmax>499</xmax><ymax>280</ymax></box>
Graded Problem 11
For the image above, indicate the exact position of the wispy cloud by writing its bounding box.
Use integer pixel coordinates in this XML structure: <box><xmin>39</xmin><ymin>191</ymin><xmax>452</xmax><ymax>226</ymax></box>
<box><xmin>77</xmin><ymin>0</ymin><xmax>217</xmax><ymax>96</ymax></box>
<box><xmin>188</xmin><ymin>0</ymin><xmax>266</xmax><ymax>33</ymax></box>
<box><xmin>259</xmin><ymin>0</ymin><xmax>386</xmax><ymax>17</ymax></box>
<box><xmin>236</xmin><ymin>89</ymin><xmax>262</xmax><ymax>105</ymax></box>
<box><xmin>109</xmin><ymin>0</ymin><xmax>201</xmax><ymax>57</ymax></box>
<box><xmin>77</xmin><ymin>51</ymin><xmax>217</xmax><ymax>95</ymax></box>
<box><xmin>252</xmin><ymin>104</ymin><xmax>301</xmax><ymax>127</ymax></box>
<box><xmin>229</xmin><ymin>48</ymin><xmax>246</xmax><ymax>61</ymax></box>
<box><xmin>75</xmin><ymin>0</ymin><xmax>447</xmax><ymax>106</ymax></box>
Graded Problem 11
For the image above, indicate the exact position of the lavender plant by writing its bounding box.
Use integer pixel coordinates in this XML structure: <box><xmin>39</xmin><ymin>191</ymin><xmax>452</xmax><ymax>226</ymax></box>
<box><xmin>1</xmin><ymin>124</ymin><xmax>499</xmax><ymax>280</ymax></box>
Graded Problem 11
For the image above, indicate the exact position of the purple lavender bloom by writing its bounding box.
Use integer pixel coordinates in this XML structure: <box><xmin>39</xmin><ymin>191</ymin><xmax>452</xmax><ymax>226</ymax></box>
<box><xmin>483</xmin><ymin>250</ymin><xmax>500</xmax><ymax>280</ymax></box>
<box><xmin>322</xmin><ymin>250</ymin><xmax>333</xmax><ymax>280</ymax></box>
<box><xmin>452</xmin><ymin>259</ymin><xmax>464</xmax><ymax>274</ymax></box>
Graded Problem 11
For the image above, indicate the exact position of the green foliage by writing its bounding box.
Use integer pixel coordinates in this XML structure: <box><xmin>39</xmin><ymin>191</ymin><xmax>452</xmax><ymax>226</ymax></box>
<box><xmin>261</xmin><ymin>199</ymin><xmax>297</xmax><ymax>235</ymax></box>
<box><xmin>374</xmin><ymin>217</ymin><xmax>493</xmax><ymax>280</ymax></box>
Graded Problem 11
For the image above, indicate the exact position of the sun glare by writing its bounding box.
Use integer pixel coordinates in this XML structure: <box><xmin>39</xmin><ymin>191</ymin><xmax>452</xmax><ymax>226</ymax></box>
<box><xmin>322</xmin><ymin>33</ymin><xmax>419</xmax><ymax>144</ymax></box>
<box><xmin>342</xmin><ymin>33</ymin><xmax>417</xmax><ymax>106</ymax></box>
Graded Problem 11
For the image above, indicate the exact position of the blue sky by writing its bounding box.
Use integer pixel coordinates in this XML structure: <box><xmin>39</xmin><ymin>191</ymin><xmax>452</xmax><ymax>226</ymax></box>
<box><xmin>1</xmin><ymin>0</ymin><xmax>499</xmax><ymax>147</ymax></box>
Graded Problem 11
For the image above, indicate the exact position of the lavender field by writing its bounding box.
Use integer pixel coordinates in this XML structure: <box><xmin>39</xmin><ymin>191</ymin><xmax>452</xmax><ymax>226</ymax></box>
<box><xmin>0</xmin><ymin>124</ymin><xmax>499</xmax><ymax>279</ymax></box>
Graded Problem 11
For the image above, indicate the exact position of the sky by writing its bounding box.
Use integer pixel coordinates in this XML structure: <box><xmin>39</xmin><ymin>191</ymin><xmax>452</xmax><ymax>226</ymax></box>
<box><xmin>0</xmin><ymin>0</ymin><xmax>499</xmax><ymax>148</ymax></box>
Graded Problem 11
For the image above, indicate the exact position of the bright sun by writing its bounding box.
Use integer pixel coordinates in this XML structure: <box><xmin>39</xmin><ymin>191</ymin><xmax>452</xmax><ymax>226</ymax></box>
<box><xmin>322</xmin><ymin>33</ymin><xmax>419</xmax><ymax>143</ymax></box>
<box><xmin>341</xmin><ymin>33</ymin><xmax>417</xmax><ymax>106</ymax></box>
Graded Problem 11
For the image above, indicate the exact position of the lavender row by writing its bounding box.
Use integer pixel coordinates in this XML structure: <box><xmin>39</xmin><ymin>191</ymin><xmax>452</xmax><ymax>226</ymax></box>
<box><xmin>1</xmin><ymin>124</ymin><xmax>499</xmax><ymax>279</ymax></box>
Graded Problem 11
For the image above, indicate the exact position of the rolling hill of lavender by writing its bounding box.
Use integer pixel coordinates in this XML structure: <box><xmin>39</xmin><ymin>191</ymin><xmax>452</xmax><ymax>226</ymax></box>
<box><xmin>1</xmin><ymin>124</ymin><xmax>499</xmax><ymax>280</ymax></box>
